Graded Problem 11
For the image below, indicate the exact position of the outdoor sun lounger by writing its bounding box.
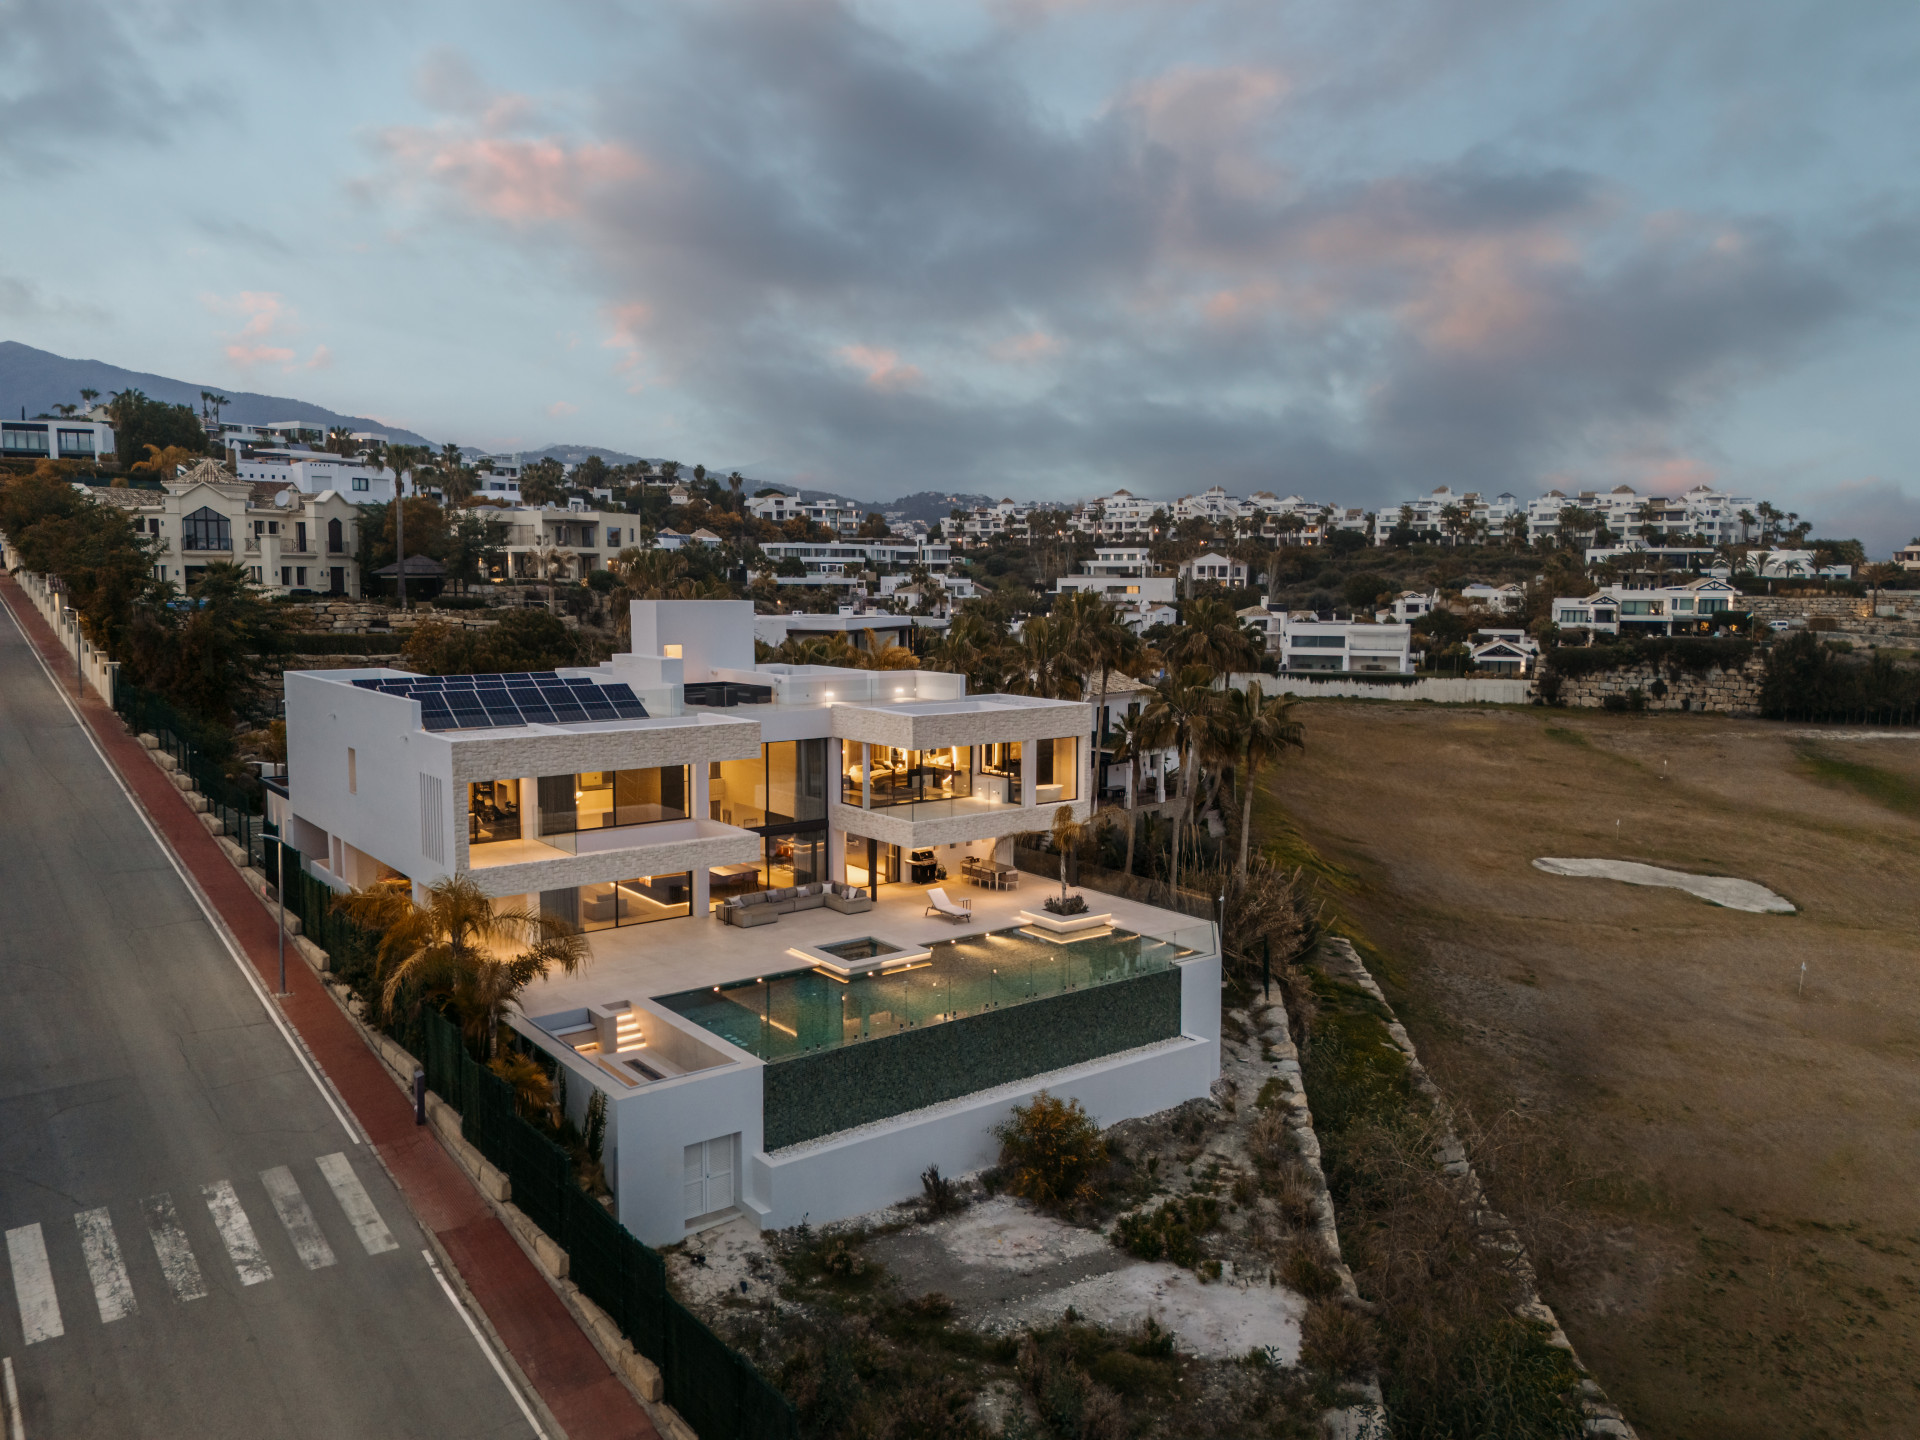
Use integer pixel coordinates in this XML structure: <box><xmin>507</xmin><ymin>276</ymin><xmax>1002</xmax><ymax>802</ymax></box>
<box><xmin>924</xmin><ymin>887</ymin><xmax>972</xmax><ymax>922</ymax></box>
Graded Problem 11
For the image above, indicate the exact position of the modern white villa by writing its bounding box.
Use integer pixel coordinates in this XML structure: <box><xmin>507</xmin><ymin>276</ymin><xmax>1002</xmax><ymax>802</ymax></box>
<box><xmin>281</xmin><ymin>600</ymin><xmax>1220</xmax><ymax>1245</ymax></box>
<box><xmin>1552</xmin><ymin>578</ymin><xmax>1742</xmax><ymax>637</ymax></box>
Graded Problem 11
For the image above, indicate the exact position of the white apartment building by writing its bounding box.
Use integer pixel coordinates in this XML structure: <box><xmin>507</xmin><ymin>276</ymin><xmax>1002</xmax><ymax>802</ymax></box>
<box><xmin>91</xmin><ymin>460</ymin><xmax>364</xmax><ymax>595</ymax></box>
<box><xmin>1173</xmin><ymin>486</ymin><xmax>1242</xmax><ymax>524</ymax></box>
<box><xmin>1528</xmin><ymin>484</ymin><xmax>1758</xmax><ymax>546</ymax></box>
<box><xmin>233</xmin><ymin>449</ymin><xmax>396</xmax><ymax>503</ymax></box>
<box><xmin>1551</xmin><ymin>578</ymin><xmax>1742</xmax><ymax>636</ymax></box>
<box><xmin>1373</xmin><ymin>487</ymin><xmax>1521</xmax><ymax>544</ymax></box>
<box><xmin>746</xmin><ymin>491</ymin><xmax>862</xmax><ymax>533</ymax></box>
<box><xmin>1051</xmin><ymin>547</ymin><xmax>1177</xmax><ymax>605</ymax></box>
<box><xmin>759</xmin><ymin>539</ymin><xmax>950</xmax><ymax>585</ymax></box>
<box><xmin>1277</xmin><ymin>614</ymin><xmax>1414</xmax><ymax>674</ymax></box>
<box><xmin>1459</xmin><ymin>582</ymin><xmax>1525</xmax><ymax>613</ymax></box>
<box><xmin>279</xmin><ymin>599</ymin><xmax>1218</xmax><ymax>1244</ymax></box>
<box><xmin>3</xmin><ymin>417</ymin><xmax>116</xmax><ymax>463</ymax></box>
<box><xmin>1073</xmin><ymin>490</ymin><xmax>1162</xmax><ymax>540</ymax></box>
<box><xmin>1238</xmin><ymin>605</ymin><xmax>1283</xmax><ymax>654</ymax></box>
<box><xmin>1376</xmin><ymin>590</ymin><xmax>1439</xmax><ymax>624</ymax></box>
<box><xmin>1178</xmin><ymin>552</ymin><xmax>1249</xmax><ymax>588</ymax></box>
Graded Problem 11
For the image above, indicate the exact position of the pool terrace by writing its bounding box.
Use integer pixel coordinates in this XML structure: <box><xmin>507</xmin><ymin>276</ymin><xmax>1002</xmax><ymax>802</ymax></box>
<box><xmin>517</xmin><ymin>868</ymin><xmax>1218</xmax><ymax>1048</ymax></box>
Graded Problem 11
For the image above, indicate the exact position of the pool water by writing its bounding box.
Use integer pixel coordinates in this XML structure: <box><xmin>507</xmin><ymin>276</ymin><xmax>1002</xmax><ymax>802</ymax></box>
<box><xmin>656</xmin><ymin>923</ymin><xmax>1198</xmax><ymax>1062</ymax></box>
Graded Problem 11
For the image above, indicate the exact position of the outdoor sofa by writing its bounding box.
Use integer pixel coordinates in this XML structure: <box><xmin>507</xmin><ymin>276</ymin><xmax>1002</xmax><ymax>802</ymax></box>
<box><xmin>719</xmin><ymin>881</ymin><xmax>873</xmax><ymax>927</ymax></box>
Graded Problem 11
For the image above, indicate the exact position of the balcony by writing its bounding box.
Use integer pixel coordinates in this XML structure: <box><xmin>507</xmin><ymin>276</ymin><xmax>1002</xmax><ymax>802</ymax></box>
<box><xmin>463</xmin><ymin>816</ymin><xmax>761</xmax><ymax>895</ymax></box>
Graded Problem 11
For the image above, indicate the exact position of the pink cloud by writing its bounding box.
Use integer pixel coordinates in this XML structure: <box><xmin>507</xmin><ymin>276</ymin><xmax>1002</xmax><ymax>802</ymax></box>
<box><xmin>205</xmin><ymin>290</ymin><xmax>323</xmax><ymax>374</ymax></box>
<box><xmin>547</xmin><ymin>400</ymin><xmax>579</xmax><ymax>417</ymax></box>
<box><xmin>379</xmin><ymin>114</ymin><xmax>646</xmax><ymax>225</ymax></box>
<box><xmin>837</xmin><ymin>344</ymin><xmax>922</xmax><ymax>390</ymax></box>
<box><xmin>990</xmin><ymin>330</ymin><xmax>1063</xmax><ymax>362</ymax></box>
<box><xmin>226</xmin><ymin>343</ymin><xmax>295</xmax><ymax>368</ymax></box>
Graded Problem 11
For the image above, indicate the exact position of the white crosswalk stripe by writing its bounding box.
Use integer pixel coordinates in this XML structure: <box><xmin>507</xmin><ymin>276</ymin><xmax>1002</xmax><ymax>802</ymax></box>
<box><xmin>141</xmin><ymin>1193</ymin><xmax>208</xmax><ymax>1303</ymax></box>
<box><xmin>74</xmin><ymin>1208</ymin><xmax>137</xmax><ymax>1323</ymax></box>
<box><xmin>5</xmin><ymin>1223</ymin><xmax>63</xmax><ymax>1344</ymax></box>
<box><xmin>4</xmin><ymin>1157</ymin><xmax>402</xmax><ymax>1337</ymax></box>
<box><xmin>316</xmin><ymin>1153</ymin><xmax>397</xmax><ymax>1255</ymax></box>
<box><xmin>261</xmin><ymin>1166</ymin><xmax>336</xmax><ymax>1271</ymax></box>
<box><xmin>202</xmin><ymin>1180</ymin><xmax>273</xmax><ymax>1286</ymax></box>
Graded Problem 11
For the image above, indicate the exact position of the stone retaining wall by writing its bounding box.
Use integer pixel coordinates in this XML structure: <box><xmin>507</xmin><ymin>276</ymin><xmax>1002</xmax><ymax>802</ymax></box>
<box><xmin>284</xmin><ymin>600</ymin><xmax>509</xmax><ymax>633</ymax></box>
<box><xmin>1552</xmin><ymin>655</ymin><xmax>1766</xmax><ymax>716</ymax></box>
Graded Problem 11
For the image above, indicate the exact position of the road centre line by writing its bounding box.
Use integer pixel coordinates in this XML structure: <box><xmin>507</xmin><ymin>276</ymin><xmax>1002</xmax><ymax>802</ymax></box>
<box><xmin>0</xmin><ymin>591</ymin><xmax>362</xmax><ymax>1146</ymax></box>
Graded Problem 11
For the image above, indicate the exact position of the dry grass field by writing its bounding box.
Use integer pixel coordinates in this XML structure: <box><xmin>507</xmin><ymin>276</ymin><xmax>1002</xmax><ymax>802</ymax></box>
<box><xmin>1260</xmin><ymin>702</ymin><xmax>1920</xmax><ymax>1440</ymax></box>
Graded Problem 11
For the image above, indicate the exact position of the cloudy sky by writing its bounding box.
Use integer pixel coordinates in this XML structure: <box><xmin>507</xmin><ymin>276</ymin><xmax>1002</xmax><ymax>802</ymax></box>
<box><xmin>4</xmin><ymin>0</ymin><xmax>1917</xmax><ymax>543</ymax></box>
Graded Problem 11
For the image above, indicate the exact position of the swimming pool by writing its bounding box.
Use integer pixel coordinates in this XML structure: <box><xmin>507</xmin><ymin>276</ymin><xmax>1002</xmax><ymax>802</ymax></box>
<box><xmin>655</xmin><ymin>922</ymin><xmax>1204</xmax><ymax>1062</ymax></box>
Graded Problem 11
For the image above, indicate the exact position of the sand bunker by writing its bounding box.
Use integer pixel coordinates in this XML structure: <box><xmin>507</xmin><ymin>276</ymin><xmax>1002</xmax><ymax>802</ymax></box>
<box><xmin>1532</xmin><ymin>858</ymin><xmax>1795</xmax><ymax>914</ymax></box>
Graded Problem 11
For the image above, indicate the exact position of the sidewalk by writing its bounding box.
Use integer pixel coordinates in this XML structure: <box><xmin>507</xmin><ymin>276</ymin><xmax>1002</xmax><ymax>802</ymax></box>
<box><xmin>0</xmin><ymin>573</ymin><xmax>657</xmax><ymax>1440</ymax></box>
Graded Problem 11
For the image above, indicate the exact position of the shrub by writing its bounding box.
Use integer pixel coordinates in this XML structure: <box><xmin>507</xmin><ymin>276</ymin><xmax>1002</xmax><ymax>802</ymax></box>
<box><xmin>1299</xmin><ymin>1300</ymin><xmax>1377</xmax><ymax>1379</ymax></box>
<box><xmin>920</xmin><ymin>1163</ymin><xmax>963</xmax><ymax>1217</ymax></box>
<box><xmin>1278</xmin><ymin>1239</ymin><xmax>1344</xmax><ymax>1299</ymax></box>
<box><xmin>1112</xmin><ymin>1195</ymin><xmax>1219</xmax><ymax>1267</ymax></box>
<box><xmin>995</xmin><ymin>1091</ymin><xmax>1108</xmax><ymax>1212</ymax></box>
<box><xmin>1017</xmin><ymin>1335</ymin><xmax>1128</xmax><ymax>1440</ymax></box>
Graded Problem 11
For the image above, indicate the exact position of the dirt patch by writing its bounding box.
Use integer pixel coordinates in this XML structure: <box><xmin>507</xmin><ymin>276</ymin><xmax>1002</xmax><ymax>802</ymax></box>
<box><xmin>1264</xmin><ymin>703</ymin><xmax>1920</xmax><ymax>1440</ymax></box>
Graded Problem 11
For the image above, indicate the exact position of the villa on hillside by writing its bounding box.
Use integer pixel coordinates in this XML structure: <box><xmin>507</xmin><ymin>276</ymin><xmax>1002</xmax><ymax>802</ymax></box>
<box><xmin>279</xmin><ymin>600</ymin><xmax>1220</xmax><ymax>1245</ymax></box>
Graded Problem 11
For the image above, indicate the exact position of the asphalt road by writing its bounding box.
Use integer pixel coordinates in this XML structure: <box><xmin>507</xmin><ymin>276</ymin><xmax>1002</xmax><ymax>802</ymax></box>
<box><xmin>0</xmin><ymin>612</ymin><xmax>535</xmax><ymax>1439</ymax></box>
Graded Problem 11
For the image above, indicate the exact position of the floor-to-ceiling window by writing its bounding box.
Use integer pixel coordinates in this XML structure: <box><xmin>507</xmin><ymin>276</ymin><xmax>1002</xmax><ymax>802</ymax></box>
<box><xmin>708</xmin><ymin>740</ymin><xmax>829</xmax><ymax>907</ymax></box>
<box><xmin>467</xmin><ymin>779</ymin><xmax>521</xmax><ymax>846</ymax></box>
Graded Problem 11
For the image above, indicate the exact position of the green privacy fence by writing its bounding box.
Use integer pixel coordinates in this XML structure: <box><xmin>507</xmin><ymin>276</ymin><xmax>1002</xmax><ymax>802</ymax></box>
<box><xmin>114</xmin><ymin>681</ymin><xmax>267</xmax><ymax>818</ymax></box>
<box><xmin>418</xmin><ymin>1009</ymin><xmax>799</xmax><ymax>1440</ymax></box>
<box><xmin>762</xmin><ymin>965</ymin><xmax>1184</xmax><ymax>1149</ymax></box>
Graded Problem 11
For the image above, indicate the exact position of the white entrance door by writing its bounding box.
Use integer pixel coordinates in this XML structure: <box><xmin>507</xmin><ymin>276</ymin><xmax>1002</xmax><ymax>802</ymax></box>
<box><xmin>683</xmin><ymin>1135</ymin><xmax>736</xmax><ymax>1221</ymax></box>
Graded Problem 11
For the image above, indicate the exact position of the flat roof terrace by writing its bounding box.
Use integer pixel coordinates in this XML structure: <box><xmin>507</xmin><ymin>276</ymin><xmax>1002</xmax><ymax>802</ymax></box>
<box><xmin>519</xmin><ymin>872</ymin><xmax>1215</xmax><ymax>1022</ymax></box>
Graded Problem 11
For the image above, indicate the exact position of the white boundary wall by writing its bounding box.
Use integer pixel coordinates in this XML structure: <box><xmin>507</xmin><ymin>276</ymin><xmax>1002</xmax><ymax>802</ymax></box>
<box><xmin>3</xmin><ymin>554</ymin><xmax>121</xmax><ymax>706</ymax></box>
<box><xmin>1227</xmin><ymin>671</ymin><xmax>1533</xmax><ymax>705</ymax></box>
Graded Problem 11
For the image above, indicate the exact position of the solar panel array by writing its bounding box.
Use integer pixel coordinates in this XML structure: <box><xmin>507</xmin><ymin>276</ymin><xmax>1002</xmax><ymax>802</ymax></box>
<box><xmin>351</xmin><ymin>672</ymin><xmax>649</xmax><ymax>730</ymax></box>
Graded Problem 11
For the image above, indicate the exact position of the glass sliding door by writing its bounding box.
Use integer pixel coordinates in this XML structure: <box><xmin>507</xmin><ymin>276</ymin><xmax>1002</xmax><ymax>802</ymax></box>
<box><xmin>467</xmin><ymin>779</ymin><xmax>521</xmax><ymax>846</ymax></box>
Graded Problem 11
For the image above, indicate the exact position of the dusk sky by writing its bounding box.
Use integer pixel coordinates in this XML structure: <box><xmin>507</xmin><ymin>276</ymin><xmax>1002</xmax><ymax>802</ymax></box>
<box><xmin>5</xmin><ymin>0</ymin><xmax>1917</xmax><ymax>544</ymax></box>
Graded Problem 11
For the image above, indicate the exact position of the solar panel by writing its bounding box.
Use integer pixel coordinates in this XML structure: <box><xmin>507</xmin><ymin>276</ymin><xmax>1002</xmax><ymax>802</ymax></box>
<box><xmin>350</xmin><ymin>672</ymin><xmax>654</xmax><ymax>729</ymax></box>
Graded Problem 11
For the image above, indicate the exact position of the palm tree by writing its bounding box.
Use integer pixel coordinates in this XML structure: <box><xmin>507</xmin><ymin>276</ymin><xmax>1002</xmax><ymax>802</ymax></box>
<box><xmin>334</xmin><ymin>876</ymin><xmax>587</xmax><ymax>1057</ymax></box>
<box><xmin>1010</xmin><ymin>615</ymin><xmax>1083</xmax><ymax>700</ymax></box>
<box><xmin>728</xmin><ymin>470</ymin><xmax>745</xmax><ymax>512</ymax></box>
<box><xmin>1046</xmin><ymin>804</ymin><xmax>1088</xmax><ymax>903</ymax></box>
<box><xmin>1166</xmin><ymin>595</ymin><xmax>1261</xmax><ymax>677</ymax></box>
<box><xmin>385</xmin><ymin>444</ymin><xmax>426</xmax><ymax>609</ymax></box>
<box><xmin>529</xmin><ymin>543</ymin><xmax>565</xmax><ymax>612</ymax></box>
<box><xmin>1215</xmin><ymin>683</ymin><xmax>1305</xmax><ymax>874</ymax></box>
<box><xmin>79</xmin><ymin>388</ymin><xmax>100</xmax><ymax>412</ymax></box>
<box><xmin>1141</xmin><ymin>664</ymin><xmax>1217</xmax><ymax>893</ymax></box>
<box><xmin>1864</xmin><ymin>562</ymin><xmax>1903</xmax><ymax>615</ymax></box>
<box><xmin>1111</xmin><ymin>706</ymin><xmax>1168</xmax><ymax>879</ymax></box>
<box><xmin>1056</xmin><ymin>592</ymin><xmax>1139</xmax><ymax>797</ymax></box>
